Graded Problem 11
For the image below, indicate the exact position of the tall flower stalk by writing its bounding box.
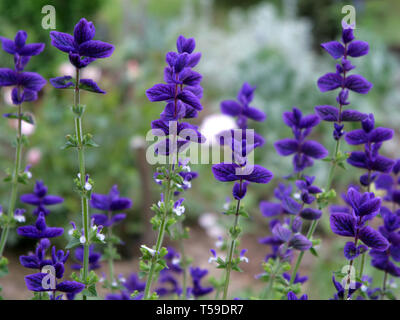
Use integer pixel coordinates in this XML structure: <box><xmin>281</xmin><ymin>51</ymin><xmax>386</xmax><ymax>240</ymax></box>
<box><xmin>211</xmin><ymin>83</ymin><xmax>273</xmax><ymax>299</ymax></box>
<box><xmin>142</xmin><ymin>35</ymin><xmax>205</xmax><ymax>299</ymax></box>
<box><xmin>0</xmin><ymin>31</ymin><xmax>45</xmax><ymax>261</ymax></box>
<box><xmin>289</xmin><ymin>24</ymin><xmax>373</xmax><ymax>285</ymax></box>
<box><xmin>49</xmin><ymin>18</ymin><xmax>114</xmax><ymax>298</ymax></box>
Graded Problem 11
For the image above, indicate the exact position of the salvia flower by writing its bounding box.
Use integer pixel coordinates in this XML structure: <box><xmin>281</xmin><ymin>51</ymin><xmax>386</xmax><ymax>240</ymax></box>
<box><xmin>374</xmin><ymin>159</ymin><xmax>400</xmax><ymax>205</ymax></box>
<box><xmin>187</xmin><ymin>267</ymin><xmax>213</xmax><ymax>298</ymax></box>
<box><xmin>220</xmin><ymin>82</ymin><xmax>266</xmax><ymax>129</ymax></box>
<box><xmin>71</xmin><ymin>245</ymin><xmax>102</xmax><ymax>271</ymax></box>
<box><xmin>20</xmin><ymin>180</ymin><xmax>64</xmax><ymax>216</ymax></box>
<box><xmin>275</xmin><ymin>107</ymin><xmax>328</xmax><ymax>172</ymax></box>
<box><xmin>287</xmin><ymin>291</ymin><xmax>308</xmax><ymax>300</ymax></box>
<box><xmin>90</xmin><ymin>185</ymin><xmax>132</xmax><ymax>227</ymax></box>
<box><xmin>331</xmin><ymin>275</ymin><xmax>361</xmax><ymax>300</ymax></box>
<box><xmin>20</xmin><ymin>238</ymin><xmax>52</xmax><ymax>269</ymax></box>
<box><xmin>330</xmin><ymin>187</ymin><xmax>389</xmax><ymax>257</ymax></box>
<box><xmin>50</xmin><ymin>18</ymin><xmax>114</xmax><ymax>69</ymax></box>
<box><xmin>316</xmin><ymin>26</ymin><xmax>371</xmax><ymax>134</ymax></box>
<box><xmin>17</xmin><ymin>212</ymin><xmax>64</xmax><ymax>239</ymax></box>
<box><xmin>345</xmin><ymin>114</ymin><xmax>395</xmax><ymax>185</ymax></box>
<box><xmin>146</xmin><ymin>35</ymin><xmax>205</xmax><ymax>156</ymax></box>
<box><xmin>106</xmin><ymin>273</ymin><xmax>145</xmax><ymax>300</ymax></box>
<box><xmin>369</xmin><ymin>207</ymin><xmax>400</xmax><ymax>277</ymax></box>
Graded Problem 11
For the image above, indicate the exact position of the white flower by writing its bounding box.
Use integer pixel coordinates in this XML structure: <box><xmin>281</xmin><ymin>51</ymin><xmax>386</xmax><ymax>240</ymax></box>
<box><xmin>119</xmin><ymin>276</ymin><xmax>126</xmax><ymax>283</ymax></box>
<box><xmin>68</xmin><ymin>229</ymin><xmax>74</xmax><ymax>236</ymax></box>
<box><xmin>215</xmin><ymin>237</ymin><xmax>223</xmax><ymax>248</ymax></box>
<box><xmin>183</xmin><ymin>180</ymin><xmax>192</xmax><ymax>189</ymax></box>
<box><xmin>172</xmin><ymin>257</ymin><xmax>181</xmax><ymax>265</ymax></box>
<box><xmin>84</xmin><ymin>182</ymin><xmax>92</xmax><ymax>191</ymax></box>
<box><xmin>182</xmin><ymin>165</ymin><xmax>191</xmax><ymax>172</ymax></box>
<box><xmin>173</xmin><ymin>204</ymin><xmax>185</xmax><ymax>216</ymax></box>
<box><xmin>26</xmin><ymin>171</ymin><xmax>32</xmax><ymax>179</ymax></box>
<box><xmin>96</xmin><ymin>233</ymin><xmax>105</xmax><ymax>241</ymax></box>
<box><xmin>14</xmin><ymin>215</ymin><xmax>26</xmax><ymax>223</ymax></box>
<box><xmin>293</xmin><ymin>192</ymin><xmax>301</xmax><ymax>200</ymax></box>
<box><xmin>77</xmin><ymin>173</ymin><xmax>81</xmax><ymax>179</ymax></box>
<box><xmin>141</xmin><ymin>245</ymin><xmax>156</xmax><ymax>256</ymax></box>
<box><xmin>79</xmin><ymin>235</ymin><xmax>86</xmax><ymax>244</ymax></box>
<box><xmin>111</xmin><ymin>280</ymin><xmax>118</xmax><ymax>287</ymax></box>
<box><xmin>157</xmin><ymin>201</ymin><xmax>163</xmax><ymax>208</ymax></box>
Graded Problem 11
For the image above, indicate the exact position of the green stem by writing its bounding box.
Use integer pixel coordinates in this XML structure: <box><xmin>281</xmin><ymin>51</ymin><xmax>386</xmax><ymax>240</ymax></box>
<box><xmin>222</xmin><ymin>192</ymin><xmax>242</xmax><ymax>300</ymax></box>
<box><xmin>177</xmin><ymin>223</ymin><xmax>188</xmax><ymax>300</ymax></box>
<box><xmin>0</xmin><ymin>103</ymin><xmax>24</xmax><ymax>258</ymax></box>
<box><xmin>73</xmin><ymin>68</ymin><xmax>90</xmax><ymax>300</ymax></box>
<box><xmin>289</xmin><ymin>139</ymin><xmax>341</xmax><ymax>286</ymax></box>
<box><xmin>143</xmin><ymin>162</ymin><xmax>174</xmax><ymax>300</ymax></box>
<box><xmin>107</xmin><ymin>212</ymin><xmax>115</xmax><ymax>290</ymax></box>
<box><xmin>381</xmin><ymin>270</ymin><xmax>388</xmax><ymax>300</ymax></box>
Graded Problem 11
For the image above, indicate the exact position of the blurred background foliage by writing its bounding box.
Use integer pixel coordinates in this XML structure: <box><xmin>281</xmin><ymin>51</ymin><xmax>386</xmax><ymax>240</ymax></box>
<box><xmin>1</xmin><ymin>0</ymin><xmax>400</xmax><ymax>299</ymax></box>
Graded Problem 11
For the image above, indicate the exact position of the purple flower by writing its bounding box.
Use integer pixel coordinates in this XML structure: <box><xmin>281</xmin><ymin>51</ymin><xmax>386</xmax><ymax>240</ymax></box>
<box><xmin>346</xmin><ymin>114</ymin><xmax>395</xmax><ymax>177</ymax></box>
<box><xmin>212</xmin><ymin>163</ymin><xmax>273</xmax><ymax>184</ymax></box>
<box><xmin>274</xmin><ymin>107</ymin><xmax>328</xmax><ymax>172</ymax></box>
<box><xmin>50</xmin><ymin>18</ymin><xmax>114</xmax><ymax>69</ymax></box>
<box><xmin>90</xmin><ymin>185</ymin><xmax>132</xmax><ymax>227</ymax></box>
<box><xmin>369</xmin><ymin>207</ymin><xmax>400</xmax><ymax>277</ymax></box>
<box><xmin>283</xmin><ymin>272</ymin><xmax>308</xmax><ymax>284</ymax></box>
<box><xmin>20</xmin><ymin>238</ymin><xmax>52</xmax><ymax>269</ymax></box>
<box><xmin>287</xmin><ymin>291</ymin><xmax>308</xmax><ymax>300</ymax></box>
<box><xmin>25</xmin><ymin>272</ymin><xmax>84</xmax><ymax>296</ymax></box>
<box><xmin>106</xmin><ymin>273</ymin><xmax>145</xmax><ymax>300</ymax></box>
<box><xmin>330</xmin><ymin>187</ymin><xmax>389</xmax><ymax>257</ymax></box>
<box><xmin>50</xmin><ymin>76</ymin><xmax>106</xmax><ymax>94</ymax></box>
<box><xmin>331</xmin><ymin>275</ymin><xmax>361</xmax><ymax>300</ymax></box>
<box><xmin>1</xmin><ymin>30</ymin><xmax>44</xmax><ymax>58</ymax></box>
<box><xmin>20</xmin><ymin>180</ymin><xmax>64</xmax><ymax>216</ymax></box>
<box><xmin>220</xmin><ymin>82</ymin><xmax>266</xmax><ymax>129</ymax></box>
<box><xmin>187</xmin><ymin>267</ymin><xmax>213</xmax><ymax>298</ymax></box>
<box><xmin>71</xmin><ymin>245</ymin><xmax>101</xmax><ymax>270</ymax></box>
<box><xmin>0</xmin><ymin>69</ymin><xmax>46</xmax><ymax>104</ymax></box>
<box><xmin>17</xmin><ymin>213</ymin><xmax>64</xmax><ymax>239</ymax></box>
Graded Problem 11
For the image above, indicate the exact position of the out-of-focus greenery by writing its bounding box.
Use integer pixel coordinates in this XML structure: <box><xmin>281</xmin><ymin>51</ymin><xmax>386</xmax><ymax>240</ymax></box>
<box><xmin>1</xmin><ymin>0</ymin><xmax>400</xmax><ymax>298</ymax></box>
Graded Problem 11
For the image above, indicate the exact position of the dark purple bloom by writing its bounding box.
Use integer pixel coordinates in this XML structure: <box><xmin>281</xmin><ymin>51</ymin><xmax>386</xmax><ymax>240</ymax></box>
<box><xmin>287</xmin><ymin>291</ymin><xmax>308</xmax><ymax>300</ymax></box>
<box><xmin>283</xmin><ymin>272</ymin><xmax>308</xmax><ymax>284</ymax></box>
<box><xmin>50</xmin><ymin>18</ymin><xmax>114</xmax><ymax>69</ymax></box>
<box><xmin>71</xmin><ymin>245</ymin><xmax>101</xmax><ymax>270</ymax></box>
<box><xmin>19</xmin><ymin>238</ymin><xmax>52</xmax><ymax>269</ymax></box>
<box><xmin>0</xmin><ymin>69</ymin><xmax>46</xmax><ymax>104</ymax></box>
<box><xmin>275</xmin><ymin>107</ymin><xmax>327</xmax><ymax>172</ymax></box>
<box><xmin>25</xmin><ymin>272</ymin><xmax>84</xmax><ymax>295</ymax></box>
<box><xmin>50</xmin><ymin>76</ymin><xmax>106</xmax><ymax>94</ymax></box>
<box><xmin>187</xmin><ymin>267</ymin><xmax>213</xmax><ymax>298</ymax></box>
<box><xmin>212</xmin><ymin>163</ymin><xmax>273</xmax><ymax>184</ymax></box>
<box><xmin>220</xmin><ymin>82</ymin><xmax>266</xmax><ymax>129</ymax></box>
<box><xmin>90</xmin><ymin>185</ymin><xmax>132</xmax><ymax>227</ymax></box>
<box><xmin>20</xmin><ymin>180</ymin><xmax>64</xmax><ymax>216</ymax></box>
<box><xmin>17</xmin><ymin>213</ymin><xmax>64</xmax><ymax>239</ymax></box>
<box><xmin>330</xmin><ymin>187</ymin><xmax>389</xmax><ymax>256</ymax></box>
<box><xmin>346</xmin><ymin>114</ymin><xmax>395</xmax><ymax>175</ymax></box>
<box><xmin>1</xmin><ymin>30</ymin><xmax>44</xmax><ymax>58</ymax></box>
<box><xmin>332</xmin><ymin>275</ymin><xmax>361</xmax><ymax>300</ymax></box>
<box><xmin>369</xmin><ymin>207</ymin><xmax>400</xmax><ymax>277</ymax></box>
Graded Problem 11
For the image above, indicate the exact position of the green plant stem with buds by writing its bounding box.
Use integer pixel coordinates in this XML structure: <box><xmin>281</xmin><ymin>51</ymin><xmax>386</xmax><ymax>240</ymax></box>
<box><xmin>107</xmin><ymin>211</ymin><xmax>116</xmax><ymax>290</ymax></box>
<box><xmin>222</xmin><ymin>180</ymin><xmax>243</xmax><ymax>300</ymax></box>
<box><xmin>289</xmin><ymin>139</ymin><xmax>342</xmax><ymax>286</ymax></box>
<box><xmin>73</xmin><ymin>67</ymin><xmax>91</xmax><ymax>299</ymax></box>
<box><xmin>143</xmin><ymin>161</ymin><xmax>175</xmax><ymax>300</ymax></box>
<box><xmin>0</xmin><ymin>103</ymin><xmax>24</xmax><ymax>258</ymax></box>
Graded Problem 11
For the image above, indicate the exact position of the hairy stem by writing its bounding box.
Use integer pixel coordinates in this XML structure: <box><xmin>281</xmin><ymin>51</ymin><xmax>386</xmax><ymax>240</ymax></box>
<box><xmin>143</xmin><ymin>162</ymin><xmax>174</xmax><ymax>300</ymax></box>
<box><xmin>0</xmin><ymin>103</ymin><xmax>23</xmax><ymax>258</ymax></box>
<box><xmin>73</xmin><ymin>68</ymin><xmax>90</xmax><ymax>299</ymax></box>
<box><xmin>289</xmin><ymin>139</ymin><xmax>341</xmax><ymax>286</ymax></box>
<box><xmin>222</xmin><ymin>181</ymin><xmax>242</xmax><ymax>300</ymax></box>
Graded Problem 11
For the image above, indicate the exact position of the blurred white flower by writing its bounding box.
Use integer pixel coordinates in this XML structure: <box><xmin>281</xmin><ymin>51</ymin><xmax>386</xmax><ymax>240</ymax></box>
<box><xmin>3</xmin><ymin>87</ymin><xmax>13</xmax><ymax>105</ymax></box>
<box><xmin>199</xmin><ymin>114</ymin><xmax>236</xmax><ymax>146</ymax></box>
<box><xmin>27</xmin><ymin>148</ymin><xmax>42</xmax><ymax>166</ymax></box>
<box><xmin>8</xmin><ymin>119</ymin><xmax>35</xmax><ymax>136</ymax></box>
<box><xmin>126</xmin><ymin>59</ymin><xmax>141</xmax><ymax>81</ymax></box>
<box><xmin>198</xmin><ymin>212</ymin><xmax>224</xmax><ymax>238</ymax></box>
<box><xmin>129</xmin><ymin>135</ymin><xmax>146</xmax><ymax>149</ymax></box>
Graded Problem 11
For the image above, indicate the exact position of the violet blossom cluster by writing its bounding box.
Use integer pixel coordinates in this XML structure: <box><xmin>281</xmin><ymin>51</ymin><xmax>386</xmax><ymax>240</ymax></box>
<box><xmin>17</xmin><ymin>182</ymin><xmax>84</xmax><ymax>299</ymax></box>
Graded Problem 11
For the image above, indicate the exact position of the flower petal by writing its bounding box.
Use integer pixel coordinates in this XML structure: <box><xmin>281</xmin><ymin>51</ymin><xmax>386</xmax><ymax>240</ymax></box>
<box><xmin>78</xmin><ymin>40</ymin><xmax>114</xmax><ymax>58</ymax></box>
<box><xmin>317</xmin><ymin>73</ymin><xmax>343</xmax><ymax>92</ymax></box>
<box><xmin>347</xmin><ymin>40</ymin><xmax>369</xmax><ymax>58</ymax></box>
<box><xmin>345</xmin><ymin>129</ymin><xmax>368</xmax><ymax>145</ymax></box>
<box><xmin>359</xmin><ymin>226</ymin><xmax>389</xmax><ymax>251</ymax></box>
<box><xmin>274</xmin><ymin>138</ymin><xmax>299</xmax><ymax>156</ymax></box>
<box><xmin>321</xmin><ymin>41</ymin><xmax>345</xmax><ymax>59</ymax></box>
<box><xmin>301</xmin><ymin>141</ymin><xmax>328</xmax><ymax>159</ymax></box>
<box><xmin>345</xmin><ymin>75</ymin><xmax>373</xmax><ymax>94</ymax></box>
<box><xmin>49</xmin><ymin>76</ymin><xmax>74</xmax><ymax>89</ymax></box>
<box><xmin>79</xmin><ymin>79</ymin><xmax>106</xmax><ymax>94</ymax></box>
<box><xmin>315</xmin><ymin>105</ymin><xmax>339</xmax><ymax>122</ymax></box>
<box><xmin>330</xmin><ymin>213</ymin><xmax>356</xmax><ymax>237</ymax></box>
<box><xmin>50</xmin><ymin>31</ymin><xmax>76</xmax><ymax>53</ymax></box>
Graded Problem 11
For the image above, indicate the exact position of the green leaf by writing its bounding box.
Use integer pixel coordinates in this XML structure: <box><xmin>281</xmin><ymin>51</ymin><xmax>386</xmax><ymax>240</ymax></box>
<box><xmin>4</xmin><ymin>113</ymin><xmax>35</xmax><ymax>124</ymax></box>
<box><xmin>309</xmin><ymin>247</ymin><xmax>319</xmax><ymax>257</ymax></box>
<box><xmin>82</xmin><ymin>284</ymin><xmax>97</xmax><ymax>297</ymax></box>
<box><xmin>66</xmin><ymin>237</ymin><xmax>81</xmax><ymax>249</ymax></box>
